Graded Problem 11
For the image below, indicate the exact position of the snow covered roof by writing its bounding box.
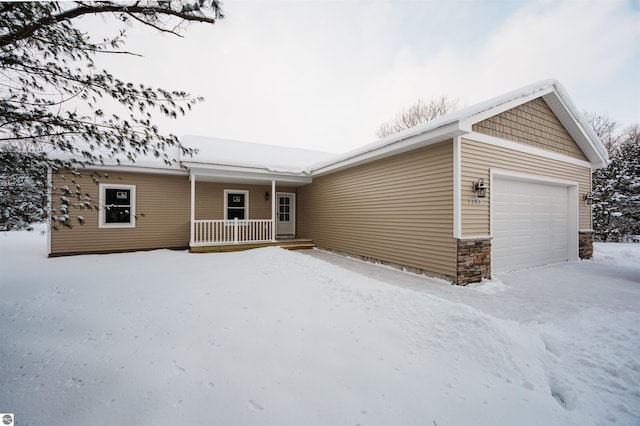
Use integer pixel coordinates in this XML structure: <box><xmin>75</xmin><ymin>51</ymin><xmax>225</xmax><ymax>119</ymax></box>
<box><xmin>49</xmin><ymin>79</ymin><xmax>608</xmax><ymax>179</ymax></box>
<box><xmin>180</xmin><ymin>135</ymin><xmax>335</xmax><ymax>174</ymax></box>
<box><xmin>310</xmin><ymin>79</ymin><xmax>609</xmax><ymax>175</ymax></box>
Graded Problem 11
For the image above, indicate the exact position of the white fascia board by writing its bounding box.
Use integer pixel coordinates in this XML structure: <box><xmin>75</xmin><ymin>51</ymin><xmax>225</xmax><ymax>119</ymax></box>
<box><xmin>81</xmin><ymin>164</ymin><xmax>189</xmax><ymax>176</ymax></box>
<box><xmin>466</xmin><ymin>132</ymin><xmax>593</xmax><ymax>169</ymax></box>
<box><xmin>311</xmin><ymin>121</ymin><xmax>470</xmax><ymax>177</ymax></box>
<box><xmin>187</xmin><ymin>164</ymin><xmax>313</xmax><ymax>185</ymax></box>
<box><xmin>541</xmin><ymin>92</ymin><xmax>609</xmax><ymax>169</ymax></box>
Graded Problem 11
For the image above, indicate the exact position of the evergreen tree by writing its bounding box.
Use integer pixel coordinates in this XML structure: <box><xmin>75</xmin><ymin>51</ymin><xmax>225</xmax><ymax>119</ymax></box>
<box><xmin>591</xmin><ymin>124</ymin><xmax>640</xmax><ymax>241</ymax></box>
<box><xmin>0</xmin><ymin>1</ymin><xmax>222</xmax><ymax>230</ymax></box>
<box><xmin>0</xmin><ymin>149</ymin><xmax>48</xmax><ymax>231</ymax></box>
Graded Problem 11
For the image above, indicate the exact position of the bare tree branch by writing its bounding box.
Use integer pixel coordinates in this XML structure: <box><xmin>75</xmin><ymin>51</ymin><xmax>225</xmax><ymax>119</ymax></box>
<box><xmin>376</xmin><ymin>96</ymin><xmax>459</xmax><ymax>139</ymax></box>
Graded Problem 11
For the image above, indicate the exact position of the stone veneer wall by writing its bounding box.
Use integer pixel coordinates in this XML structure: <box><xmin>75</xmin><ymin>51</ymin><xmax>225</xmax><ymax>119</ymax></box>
<box><xmin>579</xmin><ymin>231</ymin><xmax>594</xmax><ymax>259</ymax></box>
<box><xmin>457</xmin><ymin>239</ymin><xmax>492</xmax><ymax>285</ymax></box>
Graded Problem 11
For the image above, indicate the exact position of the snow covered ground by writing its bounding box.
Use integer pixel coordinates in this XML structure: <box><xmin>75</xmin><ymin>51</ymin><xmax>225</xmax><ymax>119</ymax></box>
<box><xmin>1</xmin><ymin>230</ymin><xmax>639</xmax><ymax>426</ymax></box>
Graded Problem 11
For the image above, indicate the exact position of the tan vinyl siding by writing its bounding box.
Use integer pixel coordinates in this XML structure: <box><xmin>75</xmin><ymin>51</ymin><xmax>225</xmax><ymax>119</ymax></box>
<box><xmin>51</xmin><ymin>171</ymin><xmax>297</xmax><ymax>255</ymax></box>
<box><xmin>194</xmin><ymin>183</ymin><xmax>296</xmax><ymax>220</ymax></box>
<box><xmin>298</xmin><ymin>141</ymin><xmax>456</xmax><ymax>278</ymax></box>
<box><xmin>460</xmin><ymin>138</ymin><xmax>592</xmax><ymax>236</ymax></box>
<box><xmin>50</xmin><ymin>170</ymin><xmax>191</xmax><ymax>255</ymax></box>
<box><xmin>473</xmin><ymin>98</ymin><xmax>588</xmax><ymax>161</ymax></box>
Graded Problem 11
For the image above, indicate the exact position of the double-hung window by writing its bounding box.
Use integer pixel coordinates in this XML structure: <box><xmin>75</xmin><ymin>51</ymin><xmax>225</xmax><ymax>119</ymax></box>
<box><xmin>224</xmin><ymin>190</ymin><xmax>248</xmax><ymax>220</ymax></box>
<box><xmin>99</xmin><ymin>184</ymin><xmax>136</xmax><ymax>228</ymax></box>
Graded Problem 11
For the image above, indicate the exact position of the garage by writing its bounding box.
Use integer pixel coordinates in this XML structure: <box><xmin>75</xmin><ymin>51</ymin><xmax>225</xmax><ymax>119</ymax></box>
<box><xmin>492</xmin><ymin>176</ymin><xmax>577</xmax><ymax>273</ymax></box>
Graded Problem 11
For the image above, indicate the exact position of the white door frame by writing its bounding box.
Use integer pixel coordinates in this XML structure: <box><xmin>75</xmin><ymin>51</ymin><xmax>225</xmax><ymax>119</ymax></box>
<box><xmin>276</xmin><ymin>192</ymin><xmax>296</xmax><ymax>237</ymax></box>
<box><xmin>490</xmin><ymin>169</ymin><xmax>579</xmax><ymax>271</ymax></box>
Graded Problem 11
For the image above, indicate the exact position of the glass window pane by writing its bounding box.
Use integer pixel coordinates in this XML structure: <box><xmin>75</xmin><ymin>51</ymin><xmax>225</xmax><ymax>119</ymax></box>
<box><xmin>105</xmin><ymin>206</ymin><xmax>130</xmax><ymax>223</ymax></box>
<box><xmin>105</xmin><ymin>188</ymin><xmax>130</xmax><ymax>206</ymax></box>
<box><xmin>227</xmin><ymin>193</ymin><xmax>245</xmax><ymax>208</ymax></box>
<box><xmin>227</xmin><ymin>208</ymin><xmax>245</xmax><ymax>220</ymax></box>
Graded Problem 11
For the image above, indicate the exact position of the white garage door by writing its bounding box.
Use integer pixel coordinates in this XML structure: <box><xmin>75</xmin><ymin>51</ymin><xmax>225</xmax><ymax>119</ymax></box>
<box><xmin>493</xmin><ymin>178</ymin><xmax>569</xmax><ymax>273</ymax></box>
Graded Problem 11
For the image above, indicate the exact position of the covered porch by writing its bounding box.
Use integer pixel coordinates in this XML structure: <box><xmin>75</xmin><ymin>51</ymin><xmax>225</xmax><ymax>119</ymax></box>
<box><xmin>186</xmin><ymin>161</ymin><xmax>313</xmax><ymax>251</ymax></box>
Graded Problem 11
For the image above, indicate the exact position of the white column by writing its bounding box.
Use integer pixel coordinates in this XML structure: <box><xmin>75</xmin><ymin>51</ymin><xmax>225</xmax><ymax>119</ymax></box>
<box><xmin>271</xmin><ymin>180</ymin><xmax>276</xmax><ymax>241</ymax></box>
<box><xmin>190</xmin><ymin>173</ymin><xmax>195</xmax><ymax>246</ymax></box>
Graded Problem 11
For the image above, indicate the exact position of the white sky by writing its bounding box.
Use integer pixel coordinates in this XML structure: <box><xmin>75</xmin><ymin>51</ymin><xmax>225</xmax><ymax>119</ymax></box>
<box><xmin>85</xmin><ymin>0</ymin><xmax>640</xmax><ymax>153</ymax></box>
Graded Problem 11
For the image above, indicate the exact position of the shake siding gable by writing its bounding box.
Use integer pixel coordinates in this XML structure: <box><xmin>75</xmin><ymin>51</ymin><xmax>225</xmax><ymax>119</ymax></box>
<box><xmin>460</xmin><ymin>138</ymin><xmax>592</xmax><ymax>237</ymax></box>
<box><xmin>472</xmin><ymin>98</ymin><xmax>587</xmax><ymax>161</ymax></box>
<box><xmin>298</xmin><ymin>141</ymin><xmax>456</xmax><ymax>279</ymax></box>
<box><xmin>50</xmin><ymin>171</ymin><xmax>191</xmax><ymax>255</ymax></box>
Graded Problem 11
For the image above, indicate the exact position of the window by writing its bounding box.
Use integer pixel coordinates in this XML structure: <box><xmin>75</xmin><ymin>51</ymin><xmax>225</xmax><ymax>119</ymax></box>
<box><xmin>279</xmin><ymin>196</ymin><xmax>290</xmax><ymax>221</ymax></box>
<box><xmin>99</xmin><ymin>184</ymin><xmax>136</xmax><ymax>228</ymax></box>
<box><xmin>224</xmin><ymin>190</ymin><xmax>248</xmax><ymax>220</ymax></box>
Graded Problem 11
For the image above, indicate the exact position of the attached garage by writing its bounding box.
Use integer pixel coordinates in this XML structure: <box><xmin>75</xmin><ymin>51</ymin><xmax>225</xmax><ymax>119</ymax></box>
<box><xmin>492</xmin><ymin>173</ymin><xmax>579</xmax><ymax>273</ymax></box>
<box><xmin>48</xmin><ymin>79</ymin><xmax>608</xmax><ymax>285</ymax></box>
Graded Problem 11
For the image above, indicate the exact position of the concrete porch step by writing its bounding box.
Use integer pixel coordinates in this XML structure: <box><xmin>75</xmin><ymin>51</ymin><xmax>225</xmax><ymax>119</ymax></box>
<box><xmin>191</xmin><ymin>239</ymin><xmax>315</xmax><ymax>253</ymax></box>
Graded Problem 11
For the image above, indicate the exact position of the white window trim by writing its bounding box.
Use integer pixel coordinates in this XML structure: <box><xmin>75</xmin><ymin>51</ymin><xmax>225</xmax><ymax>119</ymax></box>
<box><xmin>98</xmin><ymin>183</ymin><xmax>136</xmax><ymax>229</ymax></box>
<box><xmin>223</xmin><ymin>189</ymin><xmax>249</xmax><ymax>220</ymax></box>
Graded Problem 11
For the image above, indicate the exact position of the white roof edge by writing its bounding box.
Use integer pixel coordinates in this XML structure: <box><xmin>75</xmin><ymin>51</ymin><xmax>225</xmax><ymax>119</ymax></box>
<box><xmin>541</xmin><ymin>82</ymin><xmax>610</xmax><ymax>167</ymax></box>
<box><xmin>465</xmin><ymin>78</ymin><xmax>608</xmax><ymax>167</ymax></box>
<box><xmin>183</xmin><ymin>161</ymin><xmax>311</xmax><ymax>177</ymax></box>
<box><xmin>60</xmin><ymin>161</ymin><xmax>187</xmax><ymax>176</ymax></box>
<box><xmin>47</xmin><ymin>80</ymin><xmax>608</xmax><ymax>178</ymax></box>
<box><xmin>309</xmin><ymin>78</ymin><xmax>608</xmax><ymax>174</ymax></box>
<box><xmin>310</xmin><ymin>121</ymin><xmax>469</xmax><ymax>176</ymax></box>
<box><xmin>186</xmin><ymin>163</ymin><xmax>313</xmax><ymax>185</ymax></box>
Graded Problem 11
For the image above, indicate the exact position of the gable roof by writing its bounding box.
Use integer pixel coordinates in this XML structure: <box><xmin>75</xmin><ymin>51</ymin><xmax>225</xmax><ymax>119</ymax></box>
<box><xmin>181</xmin><ymin>135</ymin><xmax>335</xmax><ymax>173</ymax></box>
<box><xmin>310</xmin><ymin>79</ymin><xmax>609</xmax><ymax>175</ymax></box>
<box><xmin>180</xmin><ymin>136</ymin><xmax>334</xmax><ymax>185</ymax></box>
<box><xmin>51</xmin><ymin>80</ymin><xmax>607</xmax><ymax>179</ymax></box>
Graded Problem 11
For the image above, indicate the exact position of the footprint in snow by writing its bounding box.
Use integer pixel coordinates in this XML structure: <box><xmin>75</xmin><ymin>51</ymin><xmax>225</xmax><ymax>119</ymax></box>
<box><xmin>65</xmin><ymin>377</ymin><xmax>84</xmax><ymax>389</ymax></box>
<box><xmin>173</xmin><ymin>360</ymin><xmax>186</xmax><ymax>373</ymax></box>
<box><xmin>247</xmin><ymin>400</ymin><xmax>264</xmax><ymax>411</ymax></box>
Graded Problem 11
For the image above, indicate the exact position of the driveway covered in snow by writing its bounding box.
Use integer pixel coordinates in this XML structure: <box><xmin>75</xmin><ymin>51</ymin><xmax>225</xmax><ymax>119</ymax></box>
<box><xmin>306</xmin><ymin>248</ymin><xmax>640</xmax><ymax>424</ymax></box>
<box><xmin>1</xmin><ymin>230</ymin><xmax>639</xmax><ymax>426</ymax></box>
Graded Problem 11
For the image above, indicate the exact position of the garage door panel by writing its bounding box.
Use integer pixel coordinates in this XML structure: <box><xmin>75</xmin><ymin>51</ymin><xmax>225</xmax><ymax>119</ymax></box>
<box><xmin>493</xmin><ymin>178</ymin><xmax>570</xmax><ymax>273</ymax></box>
<box><xmin>533</xmin><ymin>234</ymin><xmax>550</xmax><ymax>245</ymax></box>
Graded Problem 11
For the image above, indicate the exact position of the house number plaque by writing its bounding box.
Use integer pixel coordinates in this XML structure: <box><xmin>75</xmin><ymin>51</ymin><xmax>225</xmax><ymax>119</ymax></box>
<box><xmin>468</xmin><ymin>198</ymin><xmax>483</xmax><ymax>205</ymax></box>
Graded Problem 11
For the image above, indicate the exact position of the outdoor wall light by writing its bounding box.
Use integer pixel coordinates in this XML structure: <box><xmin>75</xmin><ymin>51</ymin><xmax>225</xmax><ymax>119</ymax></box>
<box><xmin>584</xmin><ymin>191</ymin><xmax>593</xmax><ymax>205</ymax></box>
<box><xmin>265</xmin><ymin>191</ymin><xmax>270</xmax><ymax>201</ymax></box>
<box><xmin>474</xmin><ymin>178</ymin><xmax>487</xmax><ymax>198</ymax></box>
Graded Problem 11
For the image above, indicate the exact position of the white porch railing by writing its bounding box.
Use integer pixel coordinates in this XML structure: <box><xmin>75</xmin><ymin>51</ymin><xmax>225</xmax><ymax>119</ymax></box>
<box><xmin>191</xmin><ymin>219</ymin><xmax>274</xmax><ymax>246</ymax></box>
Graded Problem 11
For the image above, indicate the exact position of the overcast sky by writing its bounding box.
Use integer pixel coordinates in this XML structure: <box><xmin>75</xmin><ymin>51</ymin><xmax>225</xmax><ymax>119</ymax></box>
<box><xmin>87</xmin><ymin>0</ymin><xmax>639</xmax><ymax>154</ymax></box>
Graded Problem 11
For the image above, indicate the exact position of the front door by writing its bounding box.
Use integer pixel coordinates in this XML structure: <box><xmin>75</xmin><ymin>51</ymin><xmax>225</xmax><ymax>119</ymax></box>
<box><xmin>276</xmin><ymin>193</ymin><xmax>295</xmax><ymax>237</ymax></box>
